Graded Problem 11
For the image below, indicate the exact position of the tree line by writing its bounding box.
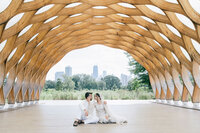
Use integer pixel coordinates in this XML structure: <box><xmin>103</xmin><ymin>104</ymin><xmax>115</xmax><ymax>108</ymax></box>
<box><xmin>44</xmin><ymin>74</ymin><xmax>122</xmax><ymax>91</ymax></box>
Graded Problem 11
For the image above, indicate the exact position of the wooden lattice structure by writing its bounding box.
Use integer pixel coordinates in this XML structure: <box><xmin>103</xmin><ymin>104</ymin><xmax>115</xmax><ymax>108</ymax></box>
<box><xmin>0</xmin><ymin>0</ymin><xmax>200</xmax><ymax>106</ymax></box>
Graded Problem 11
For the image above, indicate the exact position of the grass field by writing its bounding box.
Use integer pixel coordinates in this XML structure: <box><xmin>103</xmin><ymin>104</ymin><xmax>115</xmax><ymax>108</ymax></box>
<box><xmin>40</xmin><ymin>88</ymin><xmax>155</xmax><ymax>100</ymax></box>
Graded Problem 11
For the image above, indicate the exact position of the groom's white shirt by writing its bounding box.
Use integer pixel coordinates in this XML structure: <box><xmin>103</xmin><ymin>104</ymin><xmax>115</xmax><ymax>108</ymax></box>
<box><xmin>77</xmin><ymin>100</ymin><xmax>99</xmax><ymax>124</ymax></box>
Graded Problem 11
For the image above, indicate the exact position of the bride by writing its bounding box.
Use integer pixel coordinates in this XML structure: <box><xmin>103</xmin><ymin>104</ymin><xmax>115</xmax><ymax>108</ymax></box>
<box><xmin>94</xmin><ymin>93</ymin><xmax>127</xmax><ymax>124</ymax></box>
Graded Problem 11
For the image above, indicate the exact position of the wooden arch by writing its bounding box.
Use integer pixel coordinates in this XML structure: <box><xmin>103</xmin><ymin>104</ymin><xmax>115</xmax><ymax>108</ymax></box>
<box><xmin>0</xmin><ymin>0</ymin><xmax>200</xmax><ymax>105</ymax></box>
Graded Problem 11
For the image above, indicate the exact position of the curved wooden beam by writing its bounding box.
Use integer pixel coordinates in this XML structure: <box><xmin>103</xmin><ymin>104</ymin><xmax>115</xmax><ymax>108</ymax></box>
<box><xmin>0</xmin><ymin>0</ymin><xmax>199</xmax><ymax>105</ymax></box>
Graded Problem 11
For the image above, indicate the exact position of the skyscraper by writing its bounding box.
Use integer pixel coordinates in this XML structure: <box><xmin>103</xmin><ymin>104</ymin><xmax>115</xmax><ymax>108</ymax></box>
<box><xmin>92</xmin><ymin>65</ymin><xmax>98</xmax><ymax>79</ymax></box>
<box><xmin>102</xmin><ymin>70</ymin><xmax>107</xmax><ymax>78</ymax></box>
<box><xmin>120</xmin><ymin>74</ymin><xmax>128</xmax><ymax>86</ymax></box>
<box><xmin>55</xmin><ymin>72</ymin><xmax>64</xmax><ymax>81</ymax></box>
<box><xmin>65</xmin><ymin>66</ymin><xmax>72</xmax><ymax>77</ymax></box>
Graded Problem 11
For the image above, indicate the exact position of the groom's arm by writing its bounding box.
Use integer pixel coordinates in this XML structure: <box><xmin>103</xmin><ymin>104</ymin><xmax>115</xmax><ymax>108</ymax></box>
<box><xmin>79</xmin><ymin>102</ymin><xmax>86</xmax><ymax>111</ymax></box>
<box><xmin>79</xmin><ymin>102</ymin><xmax>88</xmax><ymax>116</ymax></box>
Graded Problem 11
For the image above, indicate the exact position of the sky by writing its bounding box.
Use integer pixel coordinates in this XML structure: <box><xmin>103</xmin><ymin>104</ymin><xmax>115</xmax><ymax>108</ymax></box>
<box><xmin>46</xmin><ymin>45</ymin><xmax>132</xmax><ymax>80</ymax></box>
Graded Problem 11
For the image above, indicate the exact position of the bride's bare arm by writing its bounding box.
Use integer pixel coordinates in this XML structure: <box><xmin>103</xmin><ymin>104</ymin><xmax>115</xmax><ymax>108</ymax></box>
<box><xmin>103</xmin><ymin>101</ymin><xmax>111</xmax><ymax>118</ymax></box>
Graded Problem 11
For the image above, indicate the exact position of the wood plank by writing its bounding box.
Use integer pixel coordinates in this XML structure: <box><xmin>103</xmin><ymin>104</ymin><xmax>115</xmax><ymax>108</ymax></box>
<box><xmin>0</xmin><ymin>86</ymin><xmax>5</xmax><ymax>105</ymax></box>
<box><xmin>16</xmin><ymin>89</ymin><xmax>23</xmax><ymax>103</ymax></box>
<box><xmin>0</xmin><ymin>102</ymin><xmax>200</xmax><ymax>133</ymax></box>
<box><xmin>7</xmin><ymin>88</ymin><xmax>15</xmax><ymax>104</ymax></box>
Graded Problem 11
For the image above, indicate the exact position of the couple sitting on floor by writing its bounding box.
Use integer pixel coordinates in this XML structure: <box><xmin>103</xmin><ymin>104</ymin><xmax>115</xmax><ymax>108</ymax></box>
<box><xmin>73</xmin><ymin>92</ymin><xmax>127</xmax><ymax>127</ymax></box>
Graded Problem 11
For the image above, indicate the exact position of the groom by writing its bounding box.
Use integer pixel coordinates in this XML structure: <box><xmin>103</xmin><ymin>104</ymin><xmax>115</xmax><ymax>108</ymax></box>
<box><xmin>73</xmin><ymin>92</ymin><xmax>99</xmax><ymax>126</ymax></box>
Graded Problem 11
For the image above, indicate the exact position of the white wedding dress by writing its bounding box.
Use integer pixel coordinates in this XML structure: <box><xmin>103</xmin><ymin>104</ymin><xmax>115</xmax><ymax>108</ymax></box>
<box><xmin>94</xmin><ymin>101</ymin><xmax>127</xmax><ymax>124</ymax></box>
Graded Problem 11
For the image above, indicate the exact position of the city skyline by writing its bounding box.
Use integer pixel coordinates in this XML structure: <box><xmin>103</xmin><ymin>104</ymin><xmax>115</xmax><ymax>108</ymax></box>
<box><xmin>55</xmin><ymin>72</ymin><xmax>64</xmax><ymax>81</ymax></box>
<box><xmin>47</xmin><ymin>45</ymin><xmax>131</xmax><ymax>81</ymax></box>
<box><xmin>53</xmin><ymin>64</ymin><xmax>131</xmax><ymax>82</ymax></box>
<box><xmin>65</xmin><ymin>66</ymin><xmax>72</xmax><ymax>77</ymax></box>
<box><xmin>121</xmin><ymin>74</ymin><xmax>132</xmax><ymax>86</ymax></box>
<box><xmin>92</xmin><ymin>65</ymin><xmax>98</xmax><ymax>80</ymax></box>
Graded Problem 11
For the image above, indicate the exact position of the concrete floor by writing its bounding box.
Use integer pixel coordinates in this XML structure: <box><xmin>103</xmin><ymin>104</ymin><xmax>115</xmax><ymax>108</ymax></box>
<box><xmin>0</xmin><ymin>101</ymin><xmax>200</xmax><ymax>133</ymax></box>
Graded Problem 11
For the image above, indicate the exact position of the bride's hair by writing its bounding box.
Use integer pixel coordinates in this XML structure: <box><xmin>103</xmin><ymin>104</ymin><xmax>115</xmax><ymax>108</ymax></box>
<box><xmin>95</xmin><ymin>93</ymin><xmax>101</xmax><ymax>100</ymax></box>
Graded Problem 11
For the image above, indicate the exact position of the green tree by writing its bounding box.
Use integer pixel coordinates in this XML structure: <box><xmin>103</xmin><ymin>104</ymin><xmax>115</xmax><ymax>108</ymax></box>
<box><xmin>56</xmin><ymin>79</ymin><xmax>63</xmax><ymax>90</ymax></box>
<box><xmin>72</xmin><ymin>75</ymin><xmax>81</xmax><ymax>90</ymax></box>
<box><xmin>112</xmin><ymin>84</ymin><xmax>118</xmax><ymax>90</ymax></box>
<box><xmin>97</xmin><ymin>80</ymin><xmax>106</xmax><ymax>90</ymax></box>
<box><xmin>72</xmin><ymin>74</ymin><xmax>97</xmax><ymax>90</ymax></box>
<box><xmin>79</xmin><ymin>74</ymin><xmax>97</xmax><ymax>90</ymax></box>
<box><xmin>44</xmin><ymin>80</ymin><xmax>56</xmax><ymax>89</ymax></box>
<box><xmin>103</xmin><ymin>75</ymin><xmax>121</xmax><ymax>90</ymax></box>
<box><xmin>63</xmin><ymin>75</ymin><xmax>75</xmax><ymax>90</ymax></box>
<box><xmin>125</xmin><ymin>52</ymin><xmax>151</xmax><ymax>89</ymax></box>
<box><xmin>127</xmin><ymin>78</ymin><xmax>140</xmax><ymax>91</ymax></box>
